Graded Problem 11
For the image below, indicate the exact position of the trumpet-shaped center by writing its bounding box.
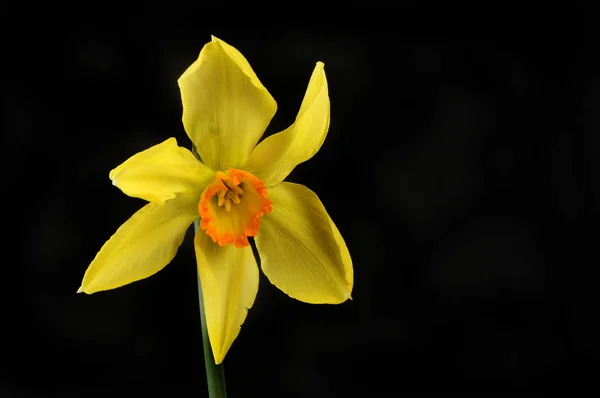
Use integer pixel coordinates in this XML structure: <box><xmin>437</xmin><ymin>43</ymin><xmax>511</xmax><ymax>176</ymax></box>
<box><xmin>199</xmin><ymin>168</ymin><xmax>272</xmax><ymax>248</ymax></box>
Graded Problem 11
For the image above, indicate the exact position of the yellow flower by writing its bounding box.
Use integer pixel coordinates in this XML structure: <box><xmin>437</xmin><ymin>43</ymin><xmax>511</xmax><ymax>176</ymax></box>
<box><xmin>78</xmin><ymin>36</ymin><xmax>353</xmax><ymax>364</ymax></box>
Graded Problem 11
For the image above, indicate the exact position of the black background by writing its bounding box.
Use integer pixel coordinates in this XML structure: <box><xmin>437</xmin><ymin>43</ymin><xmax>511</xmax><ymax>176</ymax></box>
<box><xmin>6</xmin><ymin>12</ymin><xmax>600</xmax><ymax>396</ymax></box>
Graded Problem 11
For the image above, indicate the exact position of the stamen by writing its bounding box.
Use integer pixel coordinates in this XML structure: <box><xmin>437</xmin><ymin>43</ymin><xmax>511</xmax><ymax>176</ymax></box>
<box><xmin>217</xmin><ymin>190</ymin><xmax>226</xmax><ymax>207</ymax></box>
<box><xmin>226</xmin><ymin>182</ymin><xmax>244</xmax><ymax>195</ymax></box>
<box><xmin>215</xmin><ymin>179</ymin><xmax>243</xmax><ymax>212</ymax></box>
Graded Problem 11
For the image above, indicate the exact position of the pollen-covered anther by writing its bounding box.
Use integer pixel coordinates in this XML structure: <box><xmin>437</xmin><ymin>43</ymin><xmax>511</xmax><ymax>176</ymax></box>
<box><xmin>217</xmin><ymin>185</ymin><xmax>243</xmax><ymax>212</ymax></box>
<box><xmin>198</xmin><ymin>168</ymin><xmax>272</xmax><ymax>248</ymax></box>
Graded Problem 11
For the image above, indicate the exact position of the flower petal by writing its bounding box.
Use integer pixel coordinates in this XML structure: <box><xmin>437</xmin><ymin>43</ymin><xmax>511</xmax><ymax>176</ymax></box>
<box><xmin>109</xmin><ymin>137</ymin><xmax>214</xmax><ymax>204</ymax></box>
<box><xmin>255</xmin><ymin>182</ymin><xmax>353</xmax><ymax>304</ymax></box>
<box><xmin>78</xmin><ymin>194</ymin><xmax>197</xmax><ymax>294</ymax></box>
<box><xmin>244</xmin><ymin>62</ymin><xmax>330</xmax><ymax>187</ymax></box>
<box><xmin>194</xmin><ymin>228</ymin><xmax>259</xmax><ymax>364</ymax></box>
<box><xmin>178</xmin><ymin>36</ymin><xmax>277</xmax><ymax>171</ymax></box>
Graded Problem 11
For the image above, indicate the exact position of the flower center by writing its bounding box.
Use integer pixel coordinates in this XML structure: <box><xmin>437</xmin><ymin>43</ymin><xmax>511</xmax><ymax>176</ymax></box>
<box><xmin>198</xmin><ymin>168</ymin><xmax>272</xmax><ymax>248</ymax></box>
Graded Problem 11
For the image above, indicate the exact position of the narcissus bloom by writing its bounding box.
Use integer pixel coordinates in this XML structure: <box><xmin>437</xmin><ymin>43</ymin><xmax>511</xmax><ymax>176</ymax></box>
<box><xmin>78</xmin><ymin>36</ymin><xmax>353</xmax><ymax>364</ymax></box>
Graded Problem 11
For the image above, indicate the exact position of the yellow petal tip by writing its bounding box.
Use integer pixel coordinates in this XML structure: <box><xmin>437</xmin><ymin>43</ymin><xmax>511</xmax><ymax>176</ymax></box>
<box><xmin>77</xmin><ymin>286</ymin><xmax>85</xmax><ymax>294</ymax></box>
<box><xmin>109</xmin><ymin>167</ymin><xmax>119</xmax><ymax>184</ymax></box>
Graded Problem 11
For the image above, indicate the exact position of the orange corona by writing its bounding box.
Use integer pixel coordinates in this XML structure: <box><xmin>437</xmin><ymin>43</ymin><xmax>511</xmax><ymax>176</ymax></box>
<box><xmin>198</xmin><ymin>168</ymin><xmax>272</xmax><ymax>248</ymax></box>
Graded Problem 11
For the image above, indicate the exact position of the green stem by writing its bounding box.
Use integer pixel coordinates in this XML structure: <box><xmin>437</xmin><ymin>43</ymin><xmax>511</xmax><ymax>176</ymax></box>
<box><xmin>194</xmin><ymin>219</ymin><xmax>227</xmax><ymax>398</ymax></box>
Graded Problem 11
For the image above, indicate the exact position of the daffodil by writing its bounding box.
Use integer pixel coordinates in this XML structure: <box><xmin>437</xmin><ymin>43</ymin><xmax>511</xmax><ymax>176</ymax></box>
<box><xmin>78</xmin><ymin>36</ymin><xmax>353</xmax><ymax>364</ymax></box>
